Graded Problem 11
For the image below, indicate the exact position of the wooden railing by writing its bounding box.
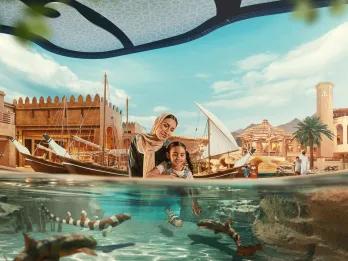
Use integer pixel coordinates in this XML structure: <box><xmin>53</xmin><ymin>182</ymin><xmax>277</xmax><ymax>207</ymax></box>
<box><xmin>0</xmin><ymin>111</ymin><xmax>15</xmax><ymax>125</ymax></box>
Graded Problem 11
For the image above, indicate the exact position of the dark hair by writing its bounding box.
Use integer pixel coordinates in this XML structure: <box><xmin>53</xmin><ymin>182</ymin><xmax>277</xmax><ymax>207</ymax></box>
<box><xmin>166</xmin><ymin>141</ymin><xmax>193</xmax><ymax>172</ymax></box>
<box><xmin>164</xmin><ymin>114</ymin><xmax>178</xmax><ymax>127</ymax></box>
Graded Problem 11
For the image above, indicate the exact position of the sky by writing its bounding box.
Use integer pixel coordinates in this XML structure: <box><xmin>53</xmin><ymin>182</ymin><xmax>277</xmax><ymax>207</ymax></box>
<box><xmin>1</xmin><ymin>7</ymin><xmax>348</xmax><ymax>136</ymax></box>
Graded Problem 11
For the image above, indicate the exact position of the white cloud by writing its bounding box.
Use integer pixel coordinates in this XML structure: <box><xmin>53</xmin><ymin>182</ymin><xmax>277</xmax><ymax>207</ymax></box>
<box><xmin>128</xmin><ymin>115</ymin><xmax>156</xmax><ymax>131</ymax></box>
<box><xmin>264</xmin><ymin>22</ymin><xmax>348</xmax><ymax>82</ymax></box>
<box><xmin>0</xmin><ymin>85</ymin><xmax>26</xmax><ymax>102</ymax></box>
<box><xmin>153</xmin><ymin>106</ymin><xmax>170</xmax><ymax>113</ymax></box>
<box><xmin>236</xmin><ymin>53</ymin><xmax>278</xmax><ymax>71</ymax></box>
<box><xmin>0</xmin><ymin>35</ymin><xmax>130</xmax><ymax>104</ymax></box>
<box><xmin>211</xmin><ymin>80</ymin><xmax>239</xmax><ymax>94</ymax></box>
<box><xmin>109</xmin><ymin>87</ymin><xmax>129</xmax><ymax>108</ymax></box>
<box><xmin>241</xmin><ymin>71</ymin><xmax>264</xmax><ymax>87</ymax></box>
<box><xmin>207</xmin><ymin>22</ymin><xmax>348</xmax><ymax>111</ymax></box>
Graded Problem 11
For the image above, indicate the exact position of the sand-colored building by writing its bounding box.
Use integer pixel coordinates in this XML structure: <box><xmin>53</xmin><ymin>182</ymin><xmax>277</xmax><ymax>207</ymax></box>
<box><xmin>0</xmin><ymin>91</ymin><xmax>16</xmax><ymax>167</ymax></box>
<box><xmin>316</xmin><ymin>82</ymin><xmax>348</xmax><ymax>167</ymax></box>
<box><xmin>13</xmin><ymin>94</ymin><xmax>123</xmax><ymax>166</ymax></box>
<box><xmin>237</xmin><ymin>119</ymin><xmax>302</xmax><ymax>158</ymax></box>
<box><xmin>122</xmin><ymin>122</ymin><xmax>145</xmax><ymax>149</ymax></box>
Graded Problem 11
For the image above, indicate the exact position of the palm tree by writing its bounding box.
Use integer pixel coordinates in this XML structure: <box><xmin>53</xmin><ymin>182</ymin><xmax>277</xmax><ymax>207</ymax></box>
<box><xmin>293</xmin><ymin>116</ymin><xmax>334</xmax><ymax>169</ymax></box>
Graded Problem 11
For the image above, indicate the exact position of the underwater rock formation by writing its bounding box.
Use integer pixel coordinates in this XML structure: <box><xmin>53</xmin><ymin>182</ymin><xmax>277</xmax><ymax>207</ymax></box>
<box><xmin>308</xmin><ymin>188</ymin><xmax>348</xmax><ymax>253</ymax></box>
<box><xmin>253</xmin><ymin>189</ymin><xmax>348</xmax><ymax>261</ymax></box>
<box><xmin>0</xmin><ymin>202</ymin><xmax>23</xmax><ymax>233</ymax></box>
<box><xmin>0</xmin><ymin>194</ymin><xmax>8</xmax><ymax>202</ymax></box>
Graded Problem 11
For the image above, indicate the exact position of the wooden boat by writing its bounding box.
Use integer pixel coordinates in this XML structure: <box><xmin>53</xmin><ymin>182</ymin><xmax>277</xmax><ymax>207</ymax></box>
<box><xmin>193</xmin><ymin>103</ymin><xmax>257</xmax><ymax>179</ymax></box>
<box><xmin>61</xmin><ymin>157</ymin><xmax>128</xmax><ymax>177</ymax></box>
<box><xmin>42</xmin><ymin>74</ymin><xmax>128</xmax><ymax>177</ymax></box>
<box><xmin>24</xmin><ymin>154</ymin><xmax>68</xmax><ymax>173</ymax></box>
<box><xmin>9</xmin><ymin>137</ymin><xmax>68</xmax><ymax>174</ymax></box>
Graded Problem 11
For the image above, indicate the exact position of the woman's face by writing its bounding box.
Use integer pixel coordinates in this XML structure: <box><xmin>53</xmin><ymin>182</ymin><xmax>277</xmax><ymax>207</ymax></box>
<box><xmin>155</xmin><ymin>118</ymin><xmax>177</xmax><ymax>140</ymax></box>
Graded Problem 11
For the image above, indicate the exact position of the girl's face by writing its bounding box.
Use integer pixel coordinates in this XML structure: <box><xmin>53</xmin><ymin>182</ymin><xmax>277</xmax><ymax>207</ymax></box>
<box><xmin>168</xmin><ymin>145</ymin><xmax>186</xmax><ymax>170</ymax></box>
<box><xmin>155</xmin><ymin>118</ymin><xmax>177</xmax><ymax>141</ymax></box>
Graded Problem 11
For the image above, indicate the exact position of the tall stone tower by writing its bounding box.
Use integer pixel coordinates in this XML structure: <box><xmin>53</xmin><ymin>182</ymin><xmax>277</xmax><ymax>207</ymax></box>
<box><xmin>316</xmin><ymin>82</ymin><xmax>334</xmax><ymax>158</ymax></box>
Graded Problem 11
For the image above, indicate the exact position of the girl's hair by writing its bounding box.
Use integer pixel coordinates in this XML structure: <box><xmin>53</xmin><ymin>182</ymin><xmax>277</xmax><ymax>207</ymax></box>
<box><xmin>166</xmin><ymin>141</ymin><xmax>193</xmax><ymax>172</ymax></box>
<box><xmin>164</xmin><ymin>114</ymin><xmax>178</xmax><ymax>127</ymax></box>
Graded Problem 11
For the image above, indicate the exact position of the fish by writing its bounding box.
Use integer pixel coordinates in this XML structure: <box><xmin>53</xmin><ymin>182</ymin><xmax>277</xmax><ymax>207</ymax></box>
<box><xmin>197</xmin><ymin>219</ymin><xmax>240</xmax><ymax>246</ymax></box>
<box><xmin>197</xmin><ymin>219</ymin><xmax>262</xmax><ymax>256</ymax></box>
<box><xmin>96</xmin><ymin>242</ymin><xmax>135</xmax><ymax>253</ymax></box>
<box><xmin>236</xmin><ymin>244</ymin><xmax>262</xmax><ymax>257</ymax></box>
<box><xmin>14</xmin><ymin>233</ymin><xmax>97</xmax><ymax>261</ymax></box>
<box><xmin>40</xmin><ymin>205</ymin><xmax>130</xmax><ymax>234</ymax></box>
<box><xmin>158</xmin><ymin>224</ymin><xmax>174</xmax><ymax>237</ymax></box>
<box><xmin>165</xmin><ymin>208</ymin><xmax>183</xmax><ymax>227</ymax></box>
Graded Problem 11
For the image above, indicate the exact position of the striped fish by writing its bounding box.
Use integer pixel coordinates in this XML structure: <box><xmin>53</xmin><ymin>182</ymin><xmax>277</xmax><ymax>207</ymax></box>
<box><xmin>165</xmin><ymin>208</ymin><xmax>183</xmax><ymax>227</ymax></box>
<box><xmin>40</xmin><ymin>205</ymin><xmax>130</xmax><ymax>232</ymax></box>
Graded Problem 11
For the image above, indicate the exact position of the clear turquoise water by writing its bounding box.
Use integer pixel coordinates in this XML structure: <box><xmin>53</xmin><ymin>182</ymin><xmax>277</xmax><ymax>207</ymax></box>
<box><xmin>0</xmin><ymin>171</ymin><xmax>347</xmax><ymax>260</ymax></box>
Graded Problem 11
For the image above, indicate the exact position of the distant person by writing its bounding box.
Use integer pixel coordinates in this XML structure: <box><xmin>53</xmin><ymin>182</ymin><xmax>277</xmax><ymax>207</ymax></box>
<box><xmin>242</xmin><ymin>165</ymin><xmax>250</xmax><ymax>178</ymax></box>
<box><xmin>299</xmin><ymin>151</ymin><xmax>310</xmax><ymax>175</ymax></box>
<box><xmin>294</xmin><ymin>156</ymin><xmax>301</xmax><ymax>175</ymax></box>
<box><xmin>128</xmin><ymin>113</ymin><xmax>178</xmax><ymax>178</ymax></box>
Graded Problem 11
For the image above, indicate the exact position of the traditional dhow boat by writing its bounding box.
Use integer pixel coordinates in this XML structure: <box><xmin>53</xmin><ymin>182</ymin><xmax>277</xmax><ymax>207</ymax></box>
<box><xmin>193</xmin><ymin>103</ymin><xmax>257</xmax><ymax>179</ymax></box>
<box><xmin>43</xmin><ymin>134</ymin><xmax>128</xmax><ymax>177</ymax></box>
<box><xmin>42</xmin><ymin>74</ymin><xmax>128</xmax><ymax>177</ymax></box>
<box><xmin>9</xmin><ymin>137</ymin><xmax>68</xmax><ymax>173</ymax></box>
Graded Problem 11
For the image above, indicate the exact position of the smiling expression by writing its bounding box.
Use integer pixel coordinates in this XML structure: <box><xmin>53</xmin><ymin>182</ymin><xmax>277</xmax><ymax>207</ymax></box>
<box><xmin>155</xmin><ymin>118</ymin><xmax>177</xmax><ymax>141</ymax></box>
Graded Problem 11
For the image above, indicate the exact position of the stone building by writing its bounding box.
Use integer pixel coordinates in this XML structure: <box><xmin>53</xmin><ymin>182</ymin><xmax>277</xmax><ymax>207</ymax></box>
<box><xmin>122</xmin><ymin>122</ymin><xmax>145</xmax><ymax>149</ymax></box>
<box><xmin>0</xmin><ymin>91</ymin><xmax>16</xmax><ymax>167</ymax></box>
<box><xmin>13</xmin><ymin>94</ymin><xmax>123</xmax><ymax>166</ymax></box>
<box><xmin>237</xmin><ymin>119</ymin><xmax>302</xmax><ymax>158</ymax></box>
<box><xmin>316</xmin><ymin>82</ymin><xmax>348</xmax><ymax>167</ymax></box>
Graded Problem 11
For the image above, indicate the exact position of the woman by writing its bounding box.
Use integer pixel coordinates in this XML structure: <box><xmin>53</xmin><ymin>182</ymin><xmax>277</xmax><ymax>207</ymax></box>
<box><xmin>128</xmin><ymin>113</ymin><xmax>178</xmax><ymax>178</ymax></box>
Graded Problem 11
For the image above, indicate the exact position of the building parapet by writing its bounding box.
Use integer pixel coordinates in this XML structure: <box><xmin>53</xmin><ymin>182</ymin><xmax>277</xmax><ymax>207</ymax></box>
<box><xmin>13</xmin><ymin>94</ymin><xmax>121</xmax><ymax>113</ymax></box>
<box><xmin>14</xmin><ymin>94</ymin><xmax>100</xmax><ymax>108</ymax></box>
<box><xmin>333</xmin><ymin>108</ymin><xmax>348</xmax><ymax>118</ymax></box>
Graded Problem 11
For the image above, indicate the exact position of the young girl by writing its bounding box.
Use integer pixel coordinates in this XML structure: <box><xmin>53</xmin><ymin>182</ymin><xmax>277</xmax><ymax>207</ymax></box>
<box><xmin>147</xmin><ymin>141</ymin><xmax>201</xmax><ymax>225</ymax></box>
<box><xmin>147</xmin><ymin>141</ymin><xmax>194</xmax><ymax>179</ymax></box>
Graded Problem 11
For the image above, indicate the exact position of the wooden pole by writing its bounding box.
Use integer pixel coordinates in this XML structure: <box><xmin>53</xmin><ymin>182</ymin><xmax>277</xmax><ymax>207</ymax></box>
<box><xmin>126</xmin><ymin>97</ymin><xmax>129</xmax><ymax>124</ymax></box>
<box><xmin>102</xmin><ymin>73</ymin><xmax>107</xmax><ymax>166</ymax></box>
<box><xmin>208</xmin><ymin>119</ymin><xmax>211</xmax><ymax>173</ymax></box>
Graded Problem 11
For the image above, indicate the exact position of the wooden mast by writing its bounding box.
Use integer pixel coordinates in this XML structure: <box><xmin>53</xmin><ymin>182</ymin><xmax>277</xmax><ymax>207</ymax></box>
<box><xmin>102</xmin><ymin>73</ymin><xmax>107</xmax><ymax>166</ymax></box>
<box><xmin>126</xmin><ymin>97</ymin><xmax>129</xmax><ymax>124</ymax></box>
<box><xmin>208</xmin><ymin>119</ymin><xmax>211</xmax><ymax>173</ymax></box>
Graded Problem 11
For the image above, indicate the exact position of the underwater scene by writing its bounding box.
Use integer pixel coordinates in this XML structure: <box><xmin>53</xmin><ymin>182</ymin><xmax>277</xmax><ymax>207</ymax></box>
<box><xmin>0</xmin><ymin>172</ymin><xmax>347</xmax><ymax>261</ymax></box>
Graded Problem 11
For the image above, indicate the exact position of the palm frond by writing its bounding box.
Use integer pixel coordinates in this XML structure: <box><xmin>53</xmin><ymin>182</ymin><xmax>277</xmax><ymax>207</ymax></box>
<box><xmin>293</xmin><ymin>116</ymin><xmax>334</xmax><ymax>147</ymax></box>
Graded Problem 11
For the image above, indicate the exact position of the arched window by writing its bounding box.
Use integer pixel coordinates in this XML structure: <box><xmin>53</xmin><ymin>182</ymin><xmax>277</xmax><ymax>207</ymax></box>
<box><xmin>336</xmin><ymin>124</ymin><xmax>343</xmax><ymax>145</ymax></box>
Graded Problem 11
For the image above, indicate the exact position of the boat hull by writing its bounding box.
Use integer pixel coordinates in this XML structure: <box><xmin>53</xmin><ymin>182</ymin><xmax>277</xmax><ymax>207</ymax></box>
<box><xmin>194</xmin><ymin>165</ymin><xmax>258</xmax><ymax>179</ymax></box>
<box><xmin>24</xmin><ymin>154</ymin><xmax>68</xmax><ymax>174</ymax></box>
<box><xmin>62</xmin><ymin>158</ymin><xmax>128</xmax><ymax>177</ymax></box>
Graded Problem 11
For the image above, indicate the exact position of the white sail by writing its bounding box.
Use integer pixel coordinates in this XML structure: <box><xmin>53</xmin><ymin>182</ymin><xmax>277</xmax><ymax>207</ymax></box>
<box><xmin>233</xmin><ymin>151</ymin><xmax>252</xmax><ymax>168</ymax></box>
<box><xmin>196</xmin><ymin>103</ymin><xmax>239</xmax><ymax>156</ymax></box>
<box><xmin>43</xmin><ymin>134</ymin><xmax>72</xmax><ymax>159</ymax></box>
<box><xmin>9</xmin><ymin>137</ymin><xmax>31</xmax><ymax>155</ymax></box>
